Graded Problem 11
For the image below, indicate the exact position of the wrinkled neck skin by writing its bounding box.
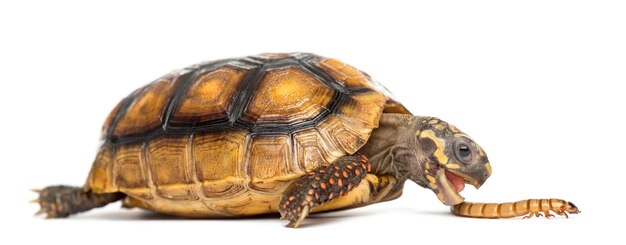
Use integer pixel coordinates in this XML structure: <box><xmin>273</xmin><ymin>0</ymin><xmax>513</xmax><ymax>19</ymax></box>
<box><xmin>357</xmin><ymin>114</ymin><xmax>429</xmax><ymax>188</ymax></box>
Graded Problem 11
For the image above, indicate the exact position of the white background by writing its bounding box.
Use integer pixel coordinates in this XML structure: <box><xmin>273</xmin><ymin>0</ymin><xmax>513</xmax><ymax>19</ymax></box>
<box><xmin>1</xmin><ymin>0</ymin><xmax>624</xmax><ymax>244</ymax></box>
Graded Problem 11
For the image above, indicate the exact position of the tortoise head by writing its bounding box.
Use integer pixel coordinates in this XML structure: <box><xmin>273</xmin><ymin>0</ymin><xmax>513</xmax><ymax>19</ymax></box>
<box><xmin>413</xmin><ymin>118</ymin><xmax>492</xmax><ymax>206</ymax></box>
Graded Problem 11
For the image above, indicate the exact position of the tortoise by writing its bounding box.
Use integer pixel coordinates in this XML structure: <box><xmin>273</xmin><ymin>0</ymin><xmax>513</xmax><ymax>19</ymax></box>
<box><xmin>34</xmin><ymin>53</ymin><xmax>491</xmax><ymax>228</ymax></box>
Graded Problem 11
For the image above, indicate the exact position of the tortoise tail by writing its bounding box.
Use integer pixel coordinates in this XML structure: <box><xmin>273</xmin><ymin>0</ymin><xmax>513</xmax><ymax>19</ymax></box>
<box><xmin>32</xmin><ymin>185</ymin><xmax>124</xmax><ymax>218</ymax></box>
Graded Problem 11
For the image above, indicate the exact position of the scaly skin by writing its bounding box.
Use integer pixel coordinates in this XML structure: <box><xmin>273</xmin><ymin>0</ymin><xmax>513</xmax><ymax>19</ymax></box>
<box><xmin>33</xmin><ymin>185</ymin><xmax>123</xmax><ymax>218</ymax></box>
<box><xmin>279</xmin><ymin>155</ymin><xmax>370</xmax><ymax>228</ymax></box>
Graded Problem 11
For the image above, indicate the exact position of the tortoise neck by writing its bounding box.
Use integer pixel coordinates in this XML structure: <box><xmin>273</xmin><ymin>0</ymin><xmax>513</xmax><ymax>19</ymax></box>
<box><xmin>358</xmin><ymin>114</ymin><xmax>426</xmax><ymax>182</ymax></box>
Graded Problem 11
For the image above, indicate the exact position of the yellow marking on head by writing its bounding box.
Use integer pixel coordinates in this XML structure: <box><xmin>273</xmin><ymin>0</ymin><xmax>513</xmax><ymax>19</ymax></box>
<box><xmin>485</xmin><ymin>162</ymin><xmax>492</xmax><ymax>176</ymax></box>
<box><xmin>434</xmin><ymin>124</ymin><xmax>446</xmax><ymax>130</ymax></box>
<box><xmin>479</xmin><ymin>148</ymin><xmax>486</xmax><ymax>157</ymax></box>
<box><xmin>428</xmin><ymin>119</ymin><xmax>440</xmax><ymax>125</ymax></box>
<box><xmin>437</xmin><ymin>193</ymin><xmax>444</xmax><ymax>201</ymax></box>
<box><xmin>425</xmin><ymin>162</ymin><xmax>430</xmax><ymax>170</ymax></box>
<box><xmin>446</xmin><ymin>163</ymin><xmax>461</xmax><ymax>169</ymax></box>
<box><xmin>429</xmin><ymin>182</ymin><xmax>438</xmax><ymax>189</ymax></box>
<box><xmin>426</xmin><ymin>175</ymin><xmax>436</xmax><ymax>183</ymax></box>
<box><xmin>449</xmin><ymin>124</ymin><xmax>460</xmax><ymax>133</ymax></box>
<box><xmin>419</xmin><ymin>130</ymin><xmax>449</xmax><ymax>165</ymax></box>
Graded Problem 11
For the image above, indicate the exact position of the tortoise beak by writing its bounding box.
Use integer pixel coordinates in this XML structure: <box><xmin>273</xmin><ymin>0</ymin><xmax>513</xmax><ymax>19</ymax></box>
<box><xmin>430</xmin><ymin>162</ymin><xmax>491</xmax><ymax>206</ymax></box>
<box><xmin>432</xmin><ymin>169</ymin><xmax>465</xmax><ymax>205</ymax></box>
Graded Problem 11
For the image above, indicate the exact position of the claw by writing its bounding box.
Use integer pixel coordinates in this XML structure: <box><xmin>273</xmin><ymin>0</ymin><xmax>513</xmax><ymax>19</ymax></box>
<box><xmin>34</xmin><ymin>209</ymin><xmax>45</xmax><ymax>216</ymax></box>
<box><xmin>286</xmin><ymin>205</ymin><xmax>310</xmax><ymax>228</ymax></box>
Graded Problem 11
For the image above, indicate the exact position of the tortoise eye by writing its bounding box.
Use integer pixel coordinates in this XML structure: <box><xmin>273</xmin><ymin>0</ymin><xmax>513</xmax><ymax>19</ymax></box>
<box><xmin>455</xmin><ymin>143</ymin><xmax>472</xmax><ymax>163</ymax></box>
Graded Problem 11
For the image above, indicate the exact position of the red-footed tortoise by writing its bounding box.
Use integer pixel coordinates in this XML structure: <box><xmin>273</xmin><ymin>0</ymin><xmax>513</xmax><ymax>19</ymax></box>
<box><xmin>34</xmin><ymin>53</ymin><xmax>493</xmax><ymax>227</ymax></box>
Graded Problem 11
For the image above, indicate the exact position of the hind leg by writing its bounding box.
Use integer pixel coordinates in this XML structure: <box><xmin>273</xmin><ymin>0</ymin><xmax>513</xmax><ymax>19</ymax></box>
<box><xmin>33</xmin><ymin>185</ymin><xmax>124</xmax><ymax>218</ymax></box>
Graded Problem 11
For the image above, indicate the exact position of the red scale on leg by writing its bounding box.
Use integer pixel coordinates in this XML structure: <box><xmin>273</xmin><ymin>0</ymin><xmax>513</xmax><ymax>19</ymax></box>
<box><xmin>342</xmin><ymin>171</ymin><xmax>349</xmax><ymax>178</ymax></box>
<box><xmin>360</xmin><ymin>154</ymin><xmax>368</xmax><ymax>162</ymax></box>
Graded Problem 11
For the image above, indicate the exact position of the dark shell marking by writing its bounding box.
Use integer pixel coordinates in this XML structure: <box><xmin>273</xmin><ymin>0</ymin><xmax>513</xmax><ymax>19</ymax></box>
<box><xmin>103</xmin><ymin>53</ymin><xmax>396</xmax><ymax>144</ymax></box>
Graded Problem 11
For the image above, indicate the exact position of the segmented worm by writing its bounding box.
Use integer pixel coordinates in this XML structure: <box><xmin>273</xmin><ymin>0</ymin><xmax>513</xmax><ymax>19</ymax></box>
<box><xmin>451</xmin><ymin>199</ymin><xmax>580</xmax><ymax>219</ymax></box>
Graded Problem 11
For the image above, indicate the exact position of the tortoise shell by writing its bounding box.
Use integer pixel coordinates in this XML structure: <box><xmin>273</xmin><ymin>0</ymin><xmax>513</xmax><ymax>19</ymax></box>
<box><xmin>85</xmin><ymin>53</ymin><xmax>410</xmax><ymax>217</ymax></box>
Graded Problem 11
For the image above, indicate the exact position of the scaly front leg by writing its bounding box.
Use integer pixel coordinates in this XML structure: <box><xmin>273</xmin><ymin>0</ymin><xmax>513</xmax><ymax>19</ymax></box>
<box><xmin>279</xmin><ymin>155</ymin><xmax>370</xmax><ymax>228</ymax></box>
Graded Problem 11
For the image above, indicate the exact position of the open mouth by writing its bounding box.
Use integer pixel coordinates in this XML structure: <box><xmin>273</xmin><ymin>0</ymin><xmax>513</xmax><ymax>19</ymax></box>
<box><xmin>444</xmin><ymin>170</ymin><xmax>466</xmax><ymax>193</ymax></box>
<box><xmin>432</xmin><ymin>168</ymin><xmax>479</xmax><ymax>206</ymax></box>
<box><xmin>429</xmin><ymin>162</ymin><xmax>490</xmax><ymax>206</ymax></box>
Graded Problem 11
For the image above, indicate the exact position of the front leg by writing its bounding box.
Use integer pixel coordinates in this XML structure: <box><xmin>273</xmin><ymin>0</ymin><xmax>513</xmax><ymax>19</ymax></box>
<box><xmin>279</xmin><ymin>155</ymin><xmax>370</xmax><ymax>228</ymax></box>
<box><xmin>523</xmin><ymin>212</ymin><xmax>544</xmax><ymax>219</ymax></box>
